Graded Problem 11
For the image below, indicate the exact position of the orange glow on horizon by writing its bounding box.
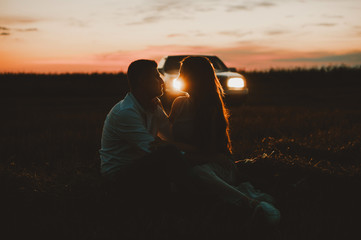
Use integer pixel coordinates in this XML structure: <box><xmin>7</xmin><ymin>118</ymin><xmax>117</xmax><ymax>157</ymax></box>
<box><xmin>1</xmin><ymin>52</ymin><xmax>360</xmax><ymax>74</ymax></box>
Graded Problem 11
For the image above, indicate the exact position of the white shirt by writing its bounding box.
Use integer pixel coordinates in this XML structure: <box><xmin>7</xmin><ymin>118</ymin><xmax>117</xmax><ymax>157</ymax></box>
<box><xmin>99</xmin><ymin>92</ymin><xmax>171</xmax><ymax>176</ymax></box>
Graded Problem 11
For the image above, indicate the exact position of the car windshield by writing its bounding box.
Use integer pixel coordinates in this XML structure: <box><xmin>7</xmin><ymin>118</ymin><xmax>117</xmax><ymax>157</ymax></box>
<box><xmin>163</xmin><ymin>56</ymin><xmax>229</xmax><ymax>73</ymax></box>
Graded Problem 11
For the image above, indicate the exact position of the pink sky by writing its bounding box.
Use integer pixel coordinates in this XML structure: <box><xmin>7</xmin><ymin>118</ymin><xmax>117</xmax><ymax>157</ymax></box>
<box><xmin>1</xmin><ymin>0</ymin><xmax>361</xmax><ymax>73</ymax></box>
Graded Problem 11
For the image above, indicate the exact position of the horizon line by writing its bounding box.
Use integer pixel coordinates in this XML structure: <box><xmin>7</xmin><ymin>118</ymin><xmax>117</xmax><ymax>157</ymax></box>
<box><xmin>1</xmin><ymin>64</ymin><xmax>360</xmax><ymax>75</ymax></box>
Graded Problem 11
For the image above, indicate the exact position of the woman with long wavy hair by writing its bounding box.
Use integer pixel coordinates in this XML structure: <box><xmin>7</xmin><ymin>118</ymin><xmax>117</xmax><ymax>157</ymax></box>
<box><xmin>169</xmin><ymin>56</ymin><xmax>280</xmax><ymax>227</ymax></box>
<box><xmin>169</xmin><ymin>56</ymin><xmax>233</xmax><ymax>169</ymax></box>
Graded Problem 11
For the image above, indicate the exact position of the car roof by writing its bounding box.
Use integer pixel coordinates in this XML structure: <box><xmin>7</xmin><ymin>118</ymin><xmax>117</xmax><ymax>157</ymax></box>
<box><xmin>165</xmin><ymin>55</ymin><xmax>216</xmax><ymax>58</ymax></box>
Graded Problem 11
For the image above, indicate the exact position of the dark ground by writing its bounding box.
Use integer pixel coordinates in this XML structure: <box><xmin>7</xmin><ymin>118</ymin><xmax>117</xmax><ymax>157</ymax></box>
<box><xmin>1</xmin><ymin>67</ymin><xmax>361</xmax><ymax>239</ymax></box>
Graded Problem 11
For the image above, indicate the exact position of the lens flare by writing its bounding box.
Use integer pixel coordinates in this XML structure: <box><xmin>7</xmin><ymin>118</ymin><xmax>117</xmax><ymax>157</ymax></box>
<box><xmin>172</xmin><ymin>78</ymin><xmax>183</xmax><ymax>91</ymax></box>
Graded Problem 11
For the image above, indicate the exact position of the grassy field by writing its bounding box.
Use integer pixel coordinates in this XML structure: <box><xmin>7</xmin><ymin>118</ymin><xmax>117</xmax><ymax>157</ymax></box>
<box><xmin>1</xmin><ymin>67</ymin><xmax>361</xmax><ymax>239</ymax></box>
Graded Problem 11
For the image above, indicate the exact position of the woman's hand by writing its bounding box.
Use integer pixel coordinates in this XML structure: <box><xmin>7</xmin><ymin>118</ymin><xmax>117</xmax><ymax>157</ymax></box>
<box><xmin>150</xmin><ymin>97</ymin><xmax>163</xmax><ymax>112</ymax></box>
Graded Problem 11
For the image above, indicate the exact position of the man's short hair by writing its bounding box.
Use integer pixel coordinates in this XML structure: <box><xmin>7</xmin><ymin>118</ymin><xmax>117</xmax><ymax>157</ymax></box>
<box><xmin>127</xmin><ymin>59</ymin><xmax>157</xmax><ymax>91</ymax></box>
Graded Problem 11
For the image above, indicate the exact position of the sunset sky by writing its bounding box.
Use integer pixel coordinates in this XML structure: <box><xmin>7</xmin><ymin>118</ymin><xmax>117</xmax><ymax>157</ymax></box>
<box><xmin>1</xmin><ymin>0</ymin><xmax>361</xmax><ymax>73</ymax></box>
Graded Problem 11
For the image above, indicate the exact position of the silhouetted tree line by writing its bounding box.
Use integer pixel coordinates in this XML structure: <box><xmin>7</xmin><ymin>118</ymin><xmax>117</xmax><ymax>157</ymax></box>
<box><xmin>241</xmin><ymin>65</ymin><xmax>361</xmax><ymax>90</ymax></box>
<box><xmin>238</xmin><ymin>65</ymin><xmax>361</xmax><ymax>107</ymax></box>
<box><xmin>1</xmin><ymin>72</ymin><xmax>128</xmax><ymax>97</ymax></box>
<box><xmin>1</xmin><ymin>66</ymin><xmax>360</xmax><ymax>98</ymax></box>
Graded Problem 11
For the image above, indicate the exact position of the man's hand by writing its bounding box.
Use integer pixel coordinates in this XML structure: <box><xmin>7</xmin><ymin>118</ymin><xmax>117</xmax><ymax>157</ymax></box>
<box><xmin>149</xmin><ymin>137</ymin><xmax>171</xmax><ymax>152</ymax></box>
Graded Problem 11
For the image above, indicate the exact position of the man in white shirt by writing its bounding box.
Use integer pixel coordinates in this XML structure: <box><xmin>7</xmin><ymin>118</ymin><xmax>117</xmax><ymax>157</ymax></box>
<box><xmin>99</xmin><ymin>59</ymin><xmax>183</xmax><ymax>196</ymax></box>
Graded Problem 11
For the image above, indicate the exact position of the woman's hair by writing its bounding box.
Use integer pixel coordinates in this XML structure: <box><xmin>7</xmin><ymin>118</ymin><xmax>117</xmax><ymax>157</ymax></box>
<box><xmin>179</xmin><ymin>56</ymin><xmax>232</xmax><ymax>155</ymax></box>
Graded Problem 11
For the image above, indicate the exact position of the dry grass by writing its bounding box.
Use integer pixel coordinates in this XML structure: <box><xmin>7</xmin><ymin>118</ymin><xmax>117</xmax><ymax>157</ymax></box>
<box><xmin>1</xmin><ymin>68</ymin><xmax>361</xmax><ymax>239</ymax></box>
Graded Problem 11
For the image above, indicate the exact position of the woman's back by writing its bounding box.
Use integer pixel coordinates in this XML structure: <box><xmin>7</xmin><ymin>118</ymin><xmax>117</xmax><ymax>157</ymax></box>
<box><xmin>170</xmin><ymin>96</ymin><xmax>237</xmax><ymax>184</ymax></box>
<box><xmin>170</xmin><ymin>96</ymin><xmax>195</xmax><ymax>145</ymax></box>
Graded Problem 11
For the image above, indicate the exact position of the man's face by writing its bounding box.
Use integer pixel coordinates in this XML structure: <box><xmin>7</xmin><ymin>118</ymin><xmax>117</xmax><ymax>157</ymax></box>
<box><xmin>145</xmin><ymin>68</ymin><xmax>164</xmax><ymax>98</ymax></box>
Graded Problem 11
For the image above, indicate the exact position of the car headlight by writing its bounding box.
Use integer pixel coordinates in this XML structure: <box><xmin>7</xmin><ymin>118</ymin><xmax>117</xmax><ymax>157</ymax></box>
<box><xmin>227</xmin><ymin>77</ymin><xmax>245</xmax><ymax>89</ymax></box>
<box><xmin>172</xmin><ymin>78</ymin><xmax>184</xmax><ymax>91</ymax></box>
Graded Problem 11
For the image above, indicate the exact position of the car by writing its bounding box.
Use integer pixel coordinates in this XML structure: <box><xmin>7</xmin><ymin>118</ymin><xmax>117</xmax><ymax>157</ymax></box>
<box><xmin>157</xmin><ymin>55</ymin><xmax>249</xmax><ymax>106</ymax></box>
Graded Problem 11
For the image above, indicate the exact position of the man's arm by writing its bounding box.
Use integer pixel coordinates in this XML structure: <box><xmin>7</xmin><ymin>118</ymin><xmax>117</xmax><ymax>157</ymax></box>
<box><xmin>108</xmin><ymin>108</ymin><xmax>155</xmax><ymax>153</ymax></box>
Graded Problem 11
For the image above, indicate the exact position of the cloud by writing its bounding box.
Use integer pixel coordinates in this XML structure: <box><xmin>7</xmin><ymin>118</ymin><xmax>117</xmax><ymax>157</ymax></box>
<box><xmin>0</xmin><ymin>26</ymin><xmax>11</xmax><ymax>36</ymax></box>
<box><xmin>265</xmin><ymin>30</ymin><xmax>288</xmax><ymax>35</ymax></box>
<box><xmin>227</xmin><ymin>1</ymin><xmax>276</xmax><ymax>12</ymax></box>
<box><xmin>0</xmin><ymin>18</ymin><xmax>39</xmax><ymax>40</ymax></box>
<box><xmin>0</xmin><ymin>16</ymin><xmax>40</xmax><ymax>25</ymax></box>
<box><xmin>150</xmin><ymin>0</ymin><xmax>213</xmax><ymax>13</ymax></box>
<box><xmin>227</xmin><ymin>5</ymin><xmax>250</xmax><ymax>11</ymax></box>
<box><xmin>122</xmin><ymin>0</ymin><xmax>228</xmax><ymax>26</ymax></box>
<box><xmin>16</xmin><ymin>28</ymin><xmax>38</xmax><ymax>32</ymax></box>
<box><xmin>194</xmin><ymin>6</ymin><xmax>215</xmax><ymax>12</ymax></box>
<box><xmin>167</xmin><ymin>33</ymin><xmax>187</xmax><ymax>38</ymax></box>
<box><xmin>218</xmin><ymin>31</ymin><xmax>252</xmax><ymax>38</ymax></box>
<box><xmin>167</xmin><ymin>31</ymin><xmax>208</xmax><ymax>38</ymax></box>
<box><xmin>256</xmin><ymin>2</ymin><xmax>276</xmax><ymax>7</ymax></box>
<box><xmin>127</xmin><ymin>15</ymin><xmax>164</xmax><ymax>25</ymax></box>
<box><xmin>152</xmin><ymin>0</ymin><xmax>182</xmax><ymax>12</ymax></box>
<box><xmin>303</xmin><ymin>23</ymin><xmax>337</xmax><ymax>28</ymax></box>
<box><xmin>315</xmin><ymin>23</ymin><xmax>337</xmax><ymax>27</ymax></box>
<box><xmin>322</xmin><ymin>14</ymin><xmax>343</xmax><ymax>19</ymax></box>
<box><xmin>0</xmin><ymin>26</ymin><xmax>38</xmax><ymax>37</ymax></box>
<box><xmin>142</xmin><ymin>16</ymin><xmax>163</xmax><ymax>24</ymax></box>
<box><xmin>275</xmin><ymin>51</ymin><xmax>361</xmax><ymax>64</ymax></box>
<box><xmin>125</xmin><ymin>0</ymin><xmax>198</xmax><ymax>25</ymax></box>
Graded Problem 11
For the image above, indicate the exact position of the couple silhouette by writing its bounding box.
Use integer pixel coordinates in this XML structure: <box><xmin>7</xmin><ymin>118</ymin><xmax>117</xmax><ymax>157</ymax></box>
<box><xmin>99</xmin><ymin>56</ymin><xmax>280</xmax><ymax>232</ymax></box>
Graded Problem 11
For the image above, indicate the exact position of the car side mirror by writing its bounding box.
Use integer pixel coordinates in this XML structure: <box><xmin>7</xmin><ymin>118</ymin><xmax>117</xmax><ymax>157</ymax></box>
<box><xmin>228</xmin><ymin>67</ymin><xmax>237</xmax><ymax>72</ymax></box>
<box><xmin>158</xmin><ymin>68</ymin><xmax>165</xmax><ymax>75</ymax></box>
